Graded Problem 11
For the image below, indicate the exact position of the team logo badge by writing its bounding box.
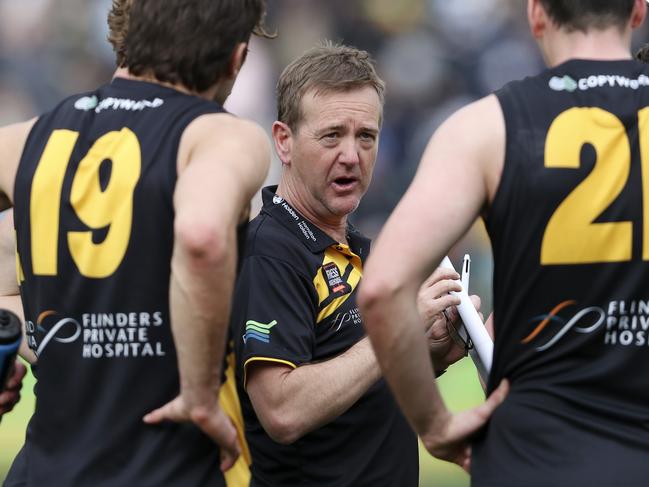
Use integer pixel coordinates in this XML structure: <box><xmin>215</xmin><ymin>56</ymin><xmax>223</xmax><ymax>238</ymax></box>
<box><xmin>322</xmin><ymin>262</ymin><xmax>350</xmax><ymax>296</ymax></box>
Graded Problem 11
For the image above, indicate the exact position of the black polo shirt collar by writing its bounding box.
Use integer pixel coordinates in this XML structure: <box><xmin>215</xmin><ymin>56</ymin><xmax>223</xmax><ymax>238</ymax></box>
<box><xmin>260</xmin><ymin>186</ymin><xmax>370</xmax><ymax>258</ymax></box>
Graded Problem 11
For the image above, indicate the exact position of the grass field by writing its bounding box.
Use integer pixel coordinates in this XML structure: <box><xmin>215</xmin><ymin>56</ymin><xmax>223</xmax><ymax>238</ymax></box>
<box><xmin>0</xmin><ymin>358</ymin><xmax>483</xmax><ymax>486</ymax></box>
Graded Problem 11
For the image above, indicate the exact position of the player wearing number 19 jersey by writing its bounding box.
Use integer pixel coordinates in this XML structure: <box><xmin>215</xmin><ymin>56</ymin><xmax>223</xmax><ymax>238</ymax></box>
<box><xmin>360</xmin><ymin>1</ymin><xmax>649</xmax><ymax>486</ymax></box>
<box><xmin>11</xmin><ymin>78</ymin><xmax>230</xmax><ymax>487</ymax></box>
<box><xmin>0</xmin><ymin>1</ymin><xmax>271</xmax><ymax>486</ymax></box>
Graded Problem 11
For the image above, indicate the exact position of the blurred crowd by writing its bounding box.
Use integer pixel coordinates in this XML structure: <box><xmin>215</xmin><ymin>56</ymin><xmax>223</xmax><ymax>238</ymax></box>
<box><xmin>2</xmin><ymin>0</ymin><xmax>649</xmax><ymax>312</ymax></box>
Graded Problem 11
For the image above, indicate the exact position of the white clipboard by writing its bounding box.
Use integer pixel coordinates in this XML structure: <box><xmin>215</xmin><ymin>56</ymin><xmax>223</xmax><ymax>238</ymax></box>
<box><xmin>440</xmin><ymin>256</ymin><xmax>492</xmax><ymax>383</ymax></box>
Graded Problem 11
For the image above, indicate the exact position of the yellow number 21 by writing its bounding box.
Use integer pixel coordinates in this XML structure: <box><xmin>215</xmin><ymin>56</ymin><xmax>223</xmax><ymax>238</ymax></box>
<box><xmin>541</xmin><ymin>107</ymin><xmax>649</xmax><ymax>265</ymax></box>
<box><xmin>30</xmin><ymin>128</ymin><xmax>141</xmax><ymax>278</ymax></box>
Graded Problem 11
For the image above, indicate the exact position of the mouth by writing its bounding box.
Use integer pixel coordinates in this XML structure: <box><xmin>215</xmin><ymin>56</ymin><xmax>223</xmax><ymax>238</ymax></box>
<box><xmin>332</xmin><ymin>177</ymin><xmax>359</xmax><ymax>192</ymax></box>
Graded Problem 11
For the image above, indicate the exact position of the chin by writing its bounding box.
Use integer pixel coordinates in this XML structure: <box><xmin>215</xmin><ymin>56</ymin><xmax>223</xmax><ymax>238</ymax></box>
<box><xmin>328</xmin><ymin>198</ymin><xmax>361</xmax><ymax>218</ymax></box>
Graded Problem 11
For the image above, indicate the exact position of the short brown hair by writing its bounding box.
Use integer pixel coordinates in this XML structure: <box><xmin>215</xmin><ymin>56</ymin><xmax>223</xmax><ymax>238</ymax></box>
<box><xmin>277</xmin><ymin>42</ymin><xmax>385</xmax><ymax>130</ymax></box>
<box><xmin>107</xmin><ymin>0</ymin><xmax>133</xmax><ymax>67</ymax></box>
<box><xmin>121</xmin><ymin>0</ymin><xmax>271</xmax><ymax>92</ymax></box>
<box><xmin>540</xmin><ymin>0</ymin><xmax>634</xmax><ymax>32</ymax></box>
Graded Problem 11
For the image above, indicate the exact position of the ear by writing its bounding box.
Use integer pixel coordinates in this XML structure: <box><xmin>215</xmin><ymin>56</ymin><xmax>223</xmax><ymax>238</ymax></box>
<box><xmin>272</xmin><ymin>121</ymin><xmax>293</xmax><ymax>166</ymax></box>
<box><xmin>227</xmin><ymin>42</ymin><xmax>248</xmax><ymax>79</ymax></box>
<box><xmin>528</xmin><ymin>0</ymin><xmax>547</xmax><ymax>39</ymax></box>
<box><xmin>631</xmin><ymin>0</ymin><xmax>647</xmax><ymax>29</ymax></box>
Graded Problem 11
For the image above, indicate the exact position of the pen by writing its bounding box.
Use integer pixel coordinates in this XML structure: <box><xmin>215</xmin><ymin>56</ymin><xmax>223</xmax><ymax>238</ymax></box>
<box><xmin>461</xmin><ymin>254</ymin><xmax>471</xmax><ymax>293</ymax></box>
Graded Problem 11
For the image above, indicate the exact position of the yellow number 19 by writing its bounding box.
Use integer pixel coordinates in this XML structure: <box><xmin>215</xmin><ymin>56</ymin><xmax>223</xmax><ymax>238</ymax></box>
<box><xmin>30</xmin><ymin>128</ymin><xmax>141</xmax><ymax>278</ymax></box>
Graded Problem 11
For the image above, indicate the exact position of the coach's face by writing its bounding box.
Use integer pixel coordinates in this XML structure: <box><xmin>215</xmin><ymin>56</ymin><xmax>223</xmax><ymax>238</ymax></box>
<box><xmin>277</xmin><ymin>86</ymin><xmax>381</xmax><ymax>222</ymax></box>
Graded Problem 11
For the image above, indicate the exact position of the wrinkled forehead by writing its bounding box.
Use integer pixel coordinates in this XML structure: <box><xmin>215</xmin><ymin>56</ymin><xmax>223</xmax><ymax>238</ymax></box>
<box><xmin>298</xmin><ymin>85</ymin><xmax>383</xmax><ymax>131</ymax></box>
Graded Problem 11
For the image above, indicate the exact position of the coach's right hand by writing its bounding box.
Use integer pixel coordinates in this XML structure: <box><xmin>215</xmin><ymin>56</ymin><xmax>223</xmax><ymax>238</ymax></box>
<box><xmin>143</xmin><ymin>395</ymin><xmax>241</xmax><ymax>471</ymax></box>
<box><xmin>421</xmin><ymin>379</ymin><xmax>509</xmax><ymax>472</ymax></box>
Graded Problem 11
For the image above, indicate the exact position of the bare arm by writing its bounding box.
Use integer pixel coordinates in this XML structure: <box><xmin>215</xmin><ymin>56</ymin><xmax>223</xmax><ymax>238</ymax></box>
<box><xmin>359</xmin><ymin>95</ymin><xmax>508</xmax><ymax>470</ymax></box>
<box><xmin>246</xmin><ymin>337</ymin><xmax>380</xmax><ymax>445</ymax></box>
<box><xmin>246</xmin><ymin>267</ymin><xmax>469</xmax><ymax>445</ymax></box>
<box><xmin>144</xmin><ymin>114</ymin><xmax>270</xmax><ymax>470</ymax></box>
<box><xmin>0</xmin><ymin>210</ymin><xmax>34</xmax><ymax>364</ymax></box>
<box><xmin>0</xmin><ymin>119</ymin><xmax>36</xmax><ymax>202</ymax></box>
<box><xmin>0</xmin><ymin>119</ymin><xmax>38</xmax><ymax>364</ymax></box>
<box><xmin>0</xmin><ymin>209</ymin><xmax>29</xmax><ymax>416</ymax></box>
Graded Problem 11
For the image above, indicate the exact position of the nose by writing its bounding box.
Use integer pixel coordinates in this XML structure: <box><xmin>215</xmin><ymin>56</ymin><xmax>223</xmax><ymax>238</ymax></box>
<box><xmin>338</xmin><ymin>137</ymin><xmax>360</xmax><ymax>165</ymax></box>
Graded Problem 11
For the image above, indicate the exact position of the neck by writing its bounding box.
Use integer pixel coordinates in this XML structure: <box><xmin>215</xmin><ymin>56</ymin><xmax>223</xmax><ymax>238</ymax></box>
<box><xmin>542</xmin><ymin>27</ymin><xmax>632</xmax><ymax>67</ymax></box>
<box><xmin>276</xmin><ymin>180</ymin><xmax>348</xmax><ymax>244</ymax></box>
<box><xmin>111</xmin><ymin>68</ymin><xmax>221</xmax><ymax>101</ymax></box>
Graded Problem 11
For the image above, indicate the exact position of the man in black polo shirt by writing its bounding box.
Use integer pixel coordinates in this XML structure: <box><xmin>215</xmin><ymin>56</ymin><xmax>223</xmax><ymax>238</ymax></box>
<box><xmin>231</xmin><ymin>43</ymin><xmax>478</xmax><ymax>487</ymax></box>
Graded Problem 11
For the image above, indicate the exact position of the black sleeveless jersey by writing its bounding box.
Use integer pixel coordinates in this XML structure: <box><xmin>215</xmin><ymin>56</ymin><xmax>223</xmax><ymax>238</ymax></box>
<box><xmin>474</xmin><ymin>60</ymin><xmax>649</xmax><ymax>486</ymax></box>
<box><xmin>11</xmin><ymin>78</ymin><xmax>236</xmax><ymax>487</ymax></box>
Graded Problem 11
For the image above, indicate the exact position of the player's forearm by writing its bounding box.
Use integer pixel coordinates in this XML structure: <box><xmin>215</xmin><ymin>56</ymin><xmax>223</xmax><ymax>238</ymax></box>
<box><xmin>258</xmin><ymin>337</ymin><xmax>381</xmax><ymax>444</ymax></box>
<box><xmin>170</xmin><ymin>224</ymin><xmax>236</xmax><ymax>411</ymax></box>
<box><xmin>360</xmin><ymin>286</ymin><xmax>449</xmax><ymax>437</ymax></box>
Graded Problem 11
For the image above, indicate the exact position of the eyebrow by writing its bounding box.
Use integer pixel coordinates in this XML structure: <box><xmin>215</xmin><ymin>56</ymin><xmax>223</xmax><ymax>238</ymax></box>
<box><xmin>316</xmin><ymin>124</ymin><xmax>379</xmax><ymax>136</ymax></box>
<box><xmin>315</xmin><ymin>124</ymin><xmax>346</xmax><ymax>135</ymax></box>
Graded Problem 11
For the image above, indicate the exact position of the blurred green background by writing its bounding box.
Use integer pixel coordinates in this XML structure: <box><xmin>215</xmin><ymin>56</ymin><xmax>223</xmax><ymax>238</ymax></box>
<box><xmin>2</xmin><ymin>357</ymin><xmax>484</xmax><ymax>486</ymax></box>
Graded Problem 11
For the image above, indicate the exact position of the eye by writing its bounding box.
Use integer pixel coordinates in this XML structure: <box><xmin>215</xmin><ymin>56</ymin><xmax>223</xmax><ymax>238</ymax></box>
<box><xmin>323</xmin><ymin>132</ymin><xmax>339</xmax><ymax>140</ymax></box>
<box><xmin>359</xmin><ymin>132</ymin><xmax>376</xmax><ymax>142</ymax></box>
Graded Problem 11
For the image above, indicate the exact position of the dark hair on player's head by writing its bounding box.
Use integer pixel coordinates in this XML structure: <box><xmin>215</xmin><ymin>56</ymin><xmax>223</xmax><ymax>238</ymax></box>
<box><xmin>539</xmin><ymin>0</ymin><xmax>635</xmax><ymax>32</ymax></box>
<box><xmin>107</xmin><ymin>0</ymin><xmax>133</xmax><ymax>67</ymax></box>
<box><xmin>122</xmin><ymin>0</ymin><xmax>272</xmax><ymax>92</ymax></box>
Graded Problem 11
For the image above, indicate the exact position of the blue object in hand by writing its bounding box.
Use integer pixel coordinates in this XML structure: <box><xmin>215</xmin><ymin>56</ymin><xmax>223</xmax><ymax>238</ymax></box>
<box><xmin>0</xmin><ymin>309</ymin><xmax>22</xmax><ymax>391</ymax></box>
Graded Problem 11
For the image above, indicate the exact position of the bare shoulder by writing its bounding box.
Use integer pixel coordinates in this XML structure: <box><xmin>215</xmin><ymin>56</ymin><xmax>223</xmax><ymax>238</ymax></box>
<box><xmin>178</xmin><ymin>112</ymin><xmax>270</xmax><ymax>173</ymax></box>
<box><xmin>437</xmin><ymin>94</ymin><xmax>503</xmax><ymax>143</ymax></box>
<box><xmin>175</xmin><ymin>113</ymin><xmax>270</xmax><ymax>208</ymax></box>
<box><xmin>0</xmin><ymin>118</ymin><xmax>37</xmax><ymax>201</ymax></box>
<box><xmin>187</xmin><ymin>112</ymin><xmax>267</xmax><ymax>143</ymax></box>
<box><xmin>430</xmin><ymin>94</ymin><xmax>505</xmax><ymax>203</ymax></box>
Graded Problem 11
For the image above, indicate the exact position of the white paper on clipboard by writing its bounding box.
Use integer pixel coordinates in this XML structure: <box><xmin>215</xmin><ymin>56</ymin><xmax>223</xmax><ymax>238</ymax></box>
<box><xmin>440</xmin><ymin>256</ymin><xmax>492</xmax><ymax>383</ymax></box>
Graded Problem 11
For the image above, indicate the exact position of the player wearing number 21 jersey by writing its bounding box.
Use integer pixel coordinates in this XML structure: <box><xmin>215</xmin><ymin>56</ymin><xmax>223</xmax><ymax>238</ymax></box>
<box><xmin>360</xmin><ymin>1</ymin><xmax>649</xmax><ymax>486</ymax></box>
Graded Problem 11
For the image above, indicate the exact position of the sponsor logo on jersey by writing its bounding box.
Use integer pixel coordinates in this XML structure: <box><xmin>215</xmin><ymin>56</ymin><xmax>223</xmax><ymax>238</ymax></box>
<box><xmin>521</xmin><ymin>300</ymin><xmax>604</xmax><ymax>351</ymax></box>
<box><xmin>243</xmin><ymin>319</ymin><xmax>277</xmax><ymax>344</ymax></box>
<box><xmin>26</xmin><ymin>310</ymin><xmax>82</xmax><ymax>358</ymax></box>
<box><xmin>549</xmin><ymin>75</ymin><xmax>577</xmax><ymax>92</ymax></box>
<box><xmin>322</xmin><ymin>262</ymin><xmax>349</xmax><ymax>295</ymax></box>
<box><xmin>74</xmin><ymin>95</ymin><xmax>164</xmax><ymax>113</ymax></box>
<box><xmin>330</xmin><ymin>306</ymin><xmax>362</xmax><ymax>332</ymax></box>
<box><xmin>522</xmin><ymin>299</ymin><xmax>649</xmax><ymax>351</ymax></box>
<box><xmin>74</xmin><ymin>95</ymin><xmax>99</xmax><ymax>111</ymax></box>
<box><xmin>28</xmin><ymin>309</ymin><xmax>167</xmax><ymax>359</ymax></box>
<box><xmin>549</xmin><ymin>74</ymin><xmax>649</xmax><ymax>92</ymax></box>
<box><xmin>273</xmin><ymin>198</ymin><xmax>318</xmax><ymax>242</ymax></box>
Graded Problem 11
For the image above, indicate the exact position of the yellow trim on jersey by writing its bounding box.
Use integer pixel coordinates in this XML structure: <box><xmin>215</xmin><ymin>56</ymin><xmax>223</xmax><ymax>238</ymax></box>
<box><xmin>14</xmin><ymin>231</ymin><xmax>24</xmax><ymax>284</ymax></box>
<box><xmin>220</xmin><ymin>349</ymin><xmax>251</xmax><ymax>487</ymax></box>
<box><xmin>313</xmin><ymin>246</ymin><xmax>362</xmax><ymax>323</ymax></box>
<box><xmin>243</xmin><ymin>356</ymin><xmax>297</xmax><ymax>389</ymax></box>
